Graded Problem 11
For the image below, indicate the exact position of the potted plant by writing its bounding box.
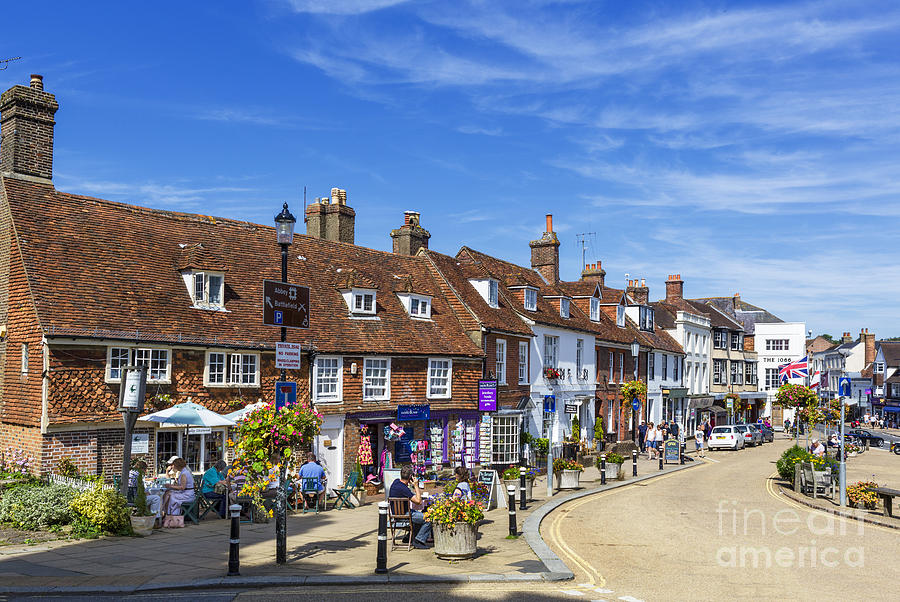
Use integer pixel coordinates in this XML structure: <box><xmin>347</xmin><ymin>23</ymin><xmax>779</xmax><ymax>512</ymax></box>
<box><xmin>543</xmin><ymin>367</ymin><xmax>562</xmax><ymax>380</ymax></box>
<box><xmin>593</xmin><ymin>416</ymin><xmax>605</xmax><ymax>451</ymax></box>
<box><xmin>502</xmin><ymin>465</ymin><xmax>538</xmax><ymax>501</ymax></box>
<box><xmin>846</xmin><ymin>481</ymin><xmax>879</xmax><ymax>509</ymax></box>
<box><xmin>424</xmin><ymin>495</ymin><xmax>485</xmax><ymax>559</ymax></box>
<box><xmin>553</xmin><ymin>458</ymin><xmax>584</xmax><ymax>490</ymax></box>
<box><xmin>597</xmin><ymin>453</ymin><xmax>625</xmax><ymax>481</ymax></box>
<box><xmin>130</xmin><ymin>470</ymin><xmax>156</xmax><ymax>536</ymax></box>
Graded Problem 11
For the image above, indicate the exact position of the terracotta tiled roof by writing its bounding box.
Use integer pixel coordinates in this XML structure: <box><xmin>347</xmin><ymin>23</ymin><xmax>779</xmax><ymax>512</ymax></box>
<box><xmin>175</xmin><ymin>243</ymin><xmax>228</xmax><ymax>272</ymax></box>
<box><xmin>3</xmin><ymin>177</ymin><xmax>483</xmax><ymax>358</ymax></box>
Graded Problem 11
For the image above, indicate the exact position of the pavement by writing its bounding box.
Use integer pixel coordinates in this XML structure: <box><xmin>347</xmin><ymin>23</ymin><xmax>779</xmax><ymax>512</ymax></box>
<box><xmin>539</xmin><ymin>435</ymin><xmax>900</xmax><ymax>601</ymax></box>
<box><xmin>0</xmin><ymin>452</ymin><xmax>692</xmax><ymax>595</ymax></box>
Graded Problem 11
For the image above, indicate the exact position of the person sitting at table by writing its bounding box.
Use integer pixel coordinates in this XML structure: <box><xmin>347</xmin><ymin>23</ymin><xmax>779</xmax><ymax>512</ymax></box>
<box><xmin>165</xmin><ymin>455</ymin><xmax>180</xmax><ymax>480</ymax></box>
<box><xmin>451</xmin><ymin>466</ymin><xmax>472</xmax><ymax>501</ymax></box>
<box><xmin>261</xmin><ymin>453</ymin><xmax>293</xmax><ymax>504</ymax></box>
<box><xmin>201</xmin><ymin>460</ymin><xmax>230</xmax><ymax>518</ymax></box>
<box><xmin>389</xmin><ymin>466</ymin><xmax>432</xmax><ymax>549</ymax></box>
<box><xmin>129</xmin><ymin>460</ymin><xmax>162</xmax><ymax>519</ymax></box>
<box><xmin>810</xmin><ymin>439</ymin><xmax>826</xmax><ymax>458</ymax></box>
<box><xmin>163</xmin><ymin>457</ymin><xmax>195</xmax><ymax>516</ymax></box>
<box><xmin>297</xmin><ymin>452</ymin><xmax>327</xmax><ymax>509</ymax></box>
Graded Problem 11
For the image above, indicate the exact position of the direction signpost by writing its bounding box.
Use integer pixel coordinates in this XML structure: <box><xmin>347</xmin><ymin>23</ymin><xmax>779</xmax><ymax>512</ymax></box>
<box><xmin>117</xmin><ymin>365</ymin><xmax>147</xmax><ymax>499</ymax></box>
<box><xmin>264</xmin><ymin>280</ymin><xmax>310</xmax><ymax>329</ymax></box>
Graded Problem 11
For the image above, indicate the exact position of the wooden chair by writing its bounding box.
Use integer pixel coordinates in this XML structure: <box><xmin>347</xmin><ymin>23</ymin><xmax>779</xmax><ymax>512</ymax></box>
<box><xmin>333</xmin><ymin>471</ymin><xmax>361</xmax><ymax>510</ymax></box>
<box><xmin>180</xmin><ymin>489</ymin><xmax>201</xmax><ymax>525</ymax></box>
<box><xmin>301</xmin><ymin>477</ymin><xmax>323</xmax><ymax>514</ymax></box>
<box><xmin>387</xmin><ymin>497</ymin><xmax>413</xmax><ymax>551</ymax></box>
<box><xmin>199</xmin><ymin>492</ymin><xmax>224</xmax><ymax>519</ymax></box>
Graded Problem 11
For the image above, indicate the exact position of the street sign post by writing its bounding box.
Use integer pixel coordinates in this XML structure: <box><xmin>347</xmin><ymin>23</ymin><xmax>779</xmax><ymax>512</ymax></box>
<box><xmin>117</xmin><ymin>365</ymin><xmax>147</xmax><ymax>499</ymax></box>
<box><xmin>632</xmin><ymin>397</ymin><xmax>641</xmax><ymax>412</ymax></box>
<box><xmin>275</xmin><ymin>342</ymin><xmax>302</xmax><ymax>370</ymax></box>
<box><xmin>263</xmin><ymin>280</ymin><xmax>310</xmax><ymax>329</ymax></box>
<box><xmin>275</xmin><ymin>381</ymin><xmax>297</xmax><ymax>410</ymax></box>
<box><xmin>839</xmin><ymin>377</ymin><xmax>851</xmax><ymax>398</ymax></box>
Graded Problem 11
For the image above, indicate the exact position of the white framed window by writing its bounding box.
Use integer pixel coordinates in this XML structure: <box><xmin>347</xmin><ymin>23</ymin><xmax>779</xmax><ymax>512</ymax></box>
<box><xmin>543</xmin><ymin>335</ymin><xmax>559</xmax><ymax>370</ymax></box>
<box><xmin>191</xmin><ymin>271</ymin><xmax>224</xmax><ymax>307</ymax></box>
<box><xmin>662</xmin><ymin>354</ymin><xmax>668</xmax><ymax>380</ymax></box>
<box><xmin>524</xmin><ymin>288</ymin><xmax>537</xmax><ymax>311</ymax></box>
<box><xmin>713</xmin><ymin>359</ymin><xmax>726</xmax><ymax>385</ymax></box>
<box><xmin>765</xmin><ymin>339</ymin><xmax>789</xmax><ymax>351</ymax></box>
<box><xmin>731</xmin><ymin>332</ymin><xmax>743</xmax><ymax>351</ymax></box>
<box><xmin>765</xmin><ymin>368</ymin><xmax>780</xmax><ymax>389</ymax></box>
<box><xmin>488</xmin><ymin>279</ymin><xmax>499</xmax><ymax>308</ymax></box>
<box><xmin>745</xmin><ymin>362</ymin><xmax>757</xmax><ymax>385</ymax></box>
<box><xmin>495</xmin><ymin>339</ymin><xmax>507</xmax><ymax>384</ymax></box>
<box><xmin>875</xmin><ymin>363</ymin><xmax>885</xmax><ymax>373</ymax></box>
<box><xmin>560</xmin><ymin>298</ymin><xmax>570</xmax><ymax>319</ymax></box>
<box><xmin>618</xmin><ymin>352</ymin><xmax>624</xmax><ymax>382</ymax></box>
<box><xmin>731</xmin><ymin>360</ymin><xmax>743</xmax><ymax>385</ymax></box>
<box><xmin>352</xmin><ymin>289</ymin><xmax>376</xmax><ymax>314</ymax></box>
<box><xmin>648</xmin><ymin>352</ymin><xmax>655</xmax><ymax>380</ymax></box>
<box><xmin>427</xmin><ymin>358</ymin><xmax>452</xmax><ymax>399</ymax></box>
<box><xmin>673</xmin><ymin>357</ymin><xmax>679</xmax><ymax>381</ymax></box>
<box><xmin>363</xmin><ymin>357</ymin><xmax>390</xmax><ymax>400</ymax></box>
<box><xmin>590</xmin><ymin>297</ymin><xmax>601</xmax><ymax>321</ymax></box>
<box><xmin>542</xmin><ymin>411</ymin><xmax>553</xmax><ymax>439</ymax></box>
<box><xmin>518</xmin><ymin>341</ymin><xmax>529</xmax><ymax>384</ymax></box>
<box><xmin>314</xmin><ymin>356</ymin><xmax>343</xmax><ymax>402</ymax></box>
<box><xmin>640</xmin><ymin>306</ymin><xmax>654</xmax><ymax>331</ymax></box>
<box><xmin>205</xmin><ymin>352</ymin><xmax>259</xmax><ymax>387</ymax></box>
<box><xmin>491</xmin><ymin>415</ymin><xmax>519</xmax><ymax>465</ymax></box>
<box><xmin>408</xmin><ymin>295</ymin><xmax>431</xmax><ymax>319</ymax></box>
<box><xmin>576</xmin><ymin>339</ymin><xmax>584</xmax><ymax>377</ymax></box>
<box><xmin>608</xmin><ymin>351</ymin><xmax>614</xmax><ymax>384</ymax></box>
<box><xmin>107</xmin><ymin>347</ymin><xmax>170</xmax><ymax>383</ymax></box>
<box><xmin>21</xmin><ymin>343</ymin><xmax>28</xmax><ymax>374</ymax></box>
<box><xmin>713</xmin><ymin>330</ymin><xmax>727</xmax><ymax>349</ymax></box>
<box><xmin>616</xmin><ymin>304</ymin><xmax>625</xmax><ymax>328</ymax></box>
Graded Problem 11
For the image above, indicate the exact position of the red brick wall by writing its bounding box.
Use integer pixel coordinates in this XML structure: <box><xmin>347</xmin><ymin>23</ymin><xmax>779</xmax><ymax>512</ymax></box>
<box><xmin>484</xmin><ymin>334</ymin><xmax>530</xmax><ymax>408</ymax></box>
<box><xmin>0</xmin><ymin>422</ymin><xmax>42</xmax><ymax>473</ymax></box>
<box><xmin>41</xmin><ymin>426</ymin><xmax>156</xmax><ymax>479</ymax></box>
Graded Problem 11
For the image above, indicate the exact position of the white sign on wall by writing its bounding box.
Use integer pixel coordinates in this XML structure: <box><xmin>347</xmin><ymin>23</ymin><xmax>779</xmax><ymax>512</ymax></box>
<box><xmin>131</xmin><ymin>433</ymin><xmax>149</xmax><ymax>454</ymax></box>
<box><xmin>122</xmin><ymin>370</ymin><xmax>143</xmax><ymax>410</ymax></box>
<box><xmin>276</xmin><ymin>342</ymin><xmax>302</xmax><ymax>370</ymax></box>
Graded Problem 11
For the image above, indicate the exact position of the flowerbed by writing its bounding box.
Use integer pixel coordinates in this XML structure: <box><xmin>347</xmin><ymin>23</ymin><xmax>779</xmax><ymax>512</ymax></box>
<box><xmin>775</xmin><ymin>445</ymin><xmax>839</xmax><ymax>480</ymax></box>
<box><xmin>847</xmin><ymin>481</ymin><xmax>879</xmax><ymax>509</ymax></box>
<box><xmin>424</xmin><ymin>495</ymin><xmax>484</xmax><ymax>529</ymax></box>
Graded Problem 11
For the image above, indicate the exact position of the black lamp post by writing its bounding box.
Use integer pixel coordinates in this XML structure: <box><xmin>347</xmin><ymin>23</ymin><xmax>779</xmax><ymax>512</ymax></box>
<box><xmin>631</xmin><ymin>338</ymin><xmax>640</xmax><ymax>442</ymax></box>
<box><xmin>273</xmin><ymin>202</ymin><xmax>295</xmax><ymax>565</ymax></box>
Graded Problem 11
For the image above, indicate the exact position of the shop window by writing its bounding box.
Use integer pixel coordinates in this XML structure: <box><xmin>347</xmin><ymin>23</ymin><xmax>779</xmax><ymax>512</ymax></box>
<box><xmin>427</xmin><ymin>358</ymin><xmax>452</xmax><ymax>399</ymax></box>
<box><xmin>491</xmin><ymin>416</ymin><xmax>519</xmax><ymax>465</ymax></box>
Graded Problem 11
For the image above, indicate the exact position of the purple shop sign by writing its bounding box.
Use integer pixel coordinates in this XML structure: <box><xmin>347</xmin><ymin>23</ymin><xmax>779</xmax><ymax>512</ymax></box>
<box><xmin>478</xmin><ymin>379</ymin><xmax>497</xmax><ymax>412</ymax></box>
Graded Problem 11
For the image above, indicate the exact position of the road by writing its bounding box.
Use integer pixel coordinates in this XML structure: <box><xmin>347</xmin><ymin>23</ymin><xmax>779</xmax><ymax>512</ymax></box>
<box><xmin>541</xmin><ymin>436</ymin><xmax>900</xmax><ymax>601</ymax></box>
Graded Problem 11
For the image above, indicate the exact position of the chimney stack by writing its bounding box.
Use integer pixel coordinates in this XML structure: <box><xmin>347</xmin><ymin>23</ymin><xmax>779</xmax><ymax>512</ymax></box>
<box><xmin>732</xmin><ymin>292</ymin><xmax>741</xmax><ymax>311</ymax></box>
<box><xmin>581</xmin><ymin>261</ymin><xmax>606</xmax><ymax>286</ymax></box>
<box><xmin>0</xmin><ymin>74</ymin><xmax>59</xmax><ymax>181</ymax></box>
<box><xmin>841</xmin><ymin>332</ymin><xmax>852</xmax><ymax>344</ymax></box>
<box><xmin>860</xmin><ymin>328</ymin><xmax>876</xmax><ymax>366</ymax></box>
<box><xmin>627</xmin><ymin>277</ymin><xmax>649</xmax><ymax>306</ymax></box>
<box><xmin>304</xmin><ymin>187</ymin><xmax>354</xmax><ymax>243</ymax></box>
<box><xmin>665</xmin><ymin>274</ymin><xmax>684</xmax><ymax>303</ymax></box>
<box><xmin>391</xmin><ymin>210</ymin><xmax>431</xmax><ymax>255</ymax></box>
<box><xmin>530</xmin><ymin>213</ymin><xmax>560</xmax><ymax>284</ymax></box>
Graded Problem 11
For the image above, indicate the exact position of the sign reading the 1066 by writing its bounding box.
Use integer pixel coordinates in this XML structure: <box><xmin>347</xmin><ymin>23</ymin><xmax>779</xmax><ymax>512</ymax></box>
<box><xmin>263</xmin><ymin>280</ymin><xmax>310</xmax><ymax>329</ymax></box>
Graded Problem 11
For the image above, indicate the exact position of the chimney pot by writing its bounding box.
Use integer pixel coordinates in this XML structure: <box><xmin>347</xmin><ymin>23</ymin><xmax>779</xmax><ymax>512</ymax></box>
<box><xmin>29</xmin><ymin>74</ymin><xmax>43</xmax><ymax>90</ymax></box>
<box><xmin>545</xmin><ymin>214</ymin><xmax>553</xmax><ymax>233</ymax></box>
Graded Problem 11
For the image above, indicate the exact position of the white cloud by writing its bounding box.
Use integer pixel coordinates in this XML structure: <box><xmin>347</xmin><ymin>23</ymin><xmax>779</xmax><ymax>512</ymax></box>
<box><xmin>285</xmin><ymin>0</ymin><xmax>409</xmax><ymax>15</ymax></box>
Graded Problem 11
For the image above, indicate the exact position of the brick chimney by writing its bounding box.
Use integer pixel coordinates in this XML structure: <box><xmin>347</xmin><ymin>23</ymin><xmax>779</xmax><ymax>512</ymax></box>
<box><xmin>391</xmin><ymin>210</ymin><xmax>431</xmax><ymax>255</ymax></box>
<box><xmin>580</xmin><ymin>261</ymin><xmax>605</xmax><ymax>286</ymax></box>
<box><xmin>0</xmin><ymin>74</ymin><xmax>59</xmax><ymax>181</ymax></box>
<box><xmin>530</xmin><ymin>214</ymin><xmax>560</xmax><ymax>284</ymax></box>
<box><xmin>305</xmin><ymin>187</ymin><xmax>355</xmax><ymax>244</ymax></box>
<box><xmin>841</xmin><ymin>332</ymin><xmax>852</xmax><ymax>344</ymax></box>
<box><xmin>627</xmin><ymin>278</ymin><xmax>649</xmax><ymax>305</ymax></box>
<box><xmin>732</xmin><ymin>292</ymin><xmax>741</xmax><ymax>311</ymax></box>
<box><xmin>860</xmin><ymin>328</ymin><xmax>876</xmax><ymax>365</ymax></box>
<box><xmin>665</xmin><ymin>274</ymin><xmax>683</xmax><ymax>303</ymax></box>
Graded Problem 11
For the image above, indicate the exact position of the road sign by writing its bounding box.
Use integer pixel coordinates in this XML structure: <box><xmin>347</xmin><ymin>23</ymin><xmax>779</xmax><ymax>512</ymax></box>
<box><xmin>564</xmin><ymin>403</ymin><xmax>578</xmax><ymax>414</ymax></box>
<box><xmin>275</xmin><ymin>381</ymin><xmax>297</xmax><ymax>410</ymax></box>
<box><xmin>631</xmin><ymin>397</ymin><xmax>641</xmax><ymax>412</ymax></box>
<box><xmin>543</xmin><ymin>395</ymin><xmax>556</xmax><ymax>413</ymax></box>
<box><xmin>726</xmin><ymin>398</ymin><xmax>734</xmax><ymax>410</ymax></box>
<box><xmin>263</xmin><ymin>280</ymin><xmax>310</xmax><ymax>329</ymax></box>
<box><xmin>839</xmin><ymin>377</ymin><xmax>851</xmax><ymax>397</ymax></box>
<box><xmin>276</xmin><ymin>342</ymin><xmax>302</xmax><ymax>370</ymax></box>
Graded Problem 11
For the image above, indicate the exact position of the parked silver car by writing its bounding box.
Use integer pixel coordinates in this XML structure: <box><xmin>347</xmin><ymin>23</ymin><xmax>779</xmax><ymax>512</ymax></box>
<box><xmin>734</xmin><ymin>424</ymin><xmax>761</xmax><ymax>446</ymax></box>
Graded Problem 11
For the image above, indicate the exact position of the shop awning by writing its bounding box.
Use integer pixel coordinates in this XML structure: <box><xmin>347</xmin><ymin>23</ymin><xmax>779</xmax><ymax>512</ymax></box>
<box><xmin>883</xmin><ymin>406</ymin><xmax>900</xmax><ymax>413</ymax></box>
<box><xmin>708</xmin><ymin>405</ymin><xmax>728</xmax><ymax>413</ymax></box>
<box><xmin>688</xmin><ymin>396</ymin><xmax>715</xmax><ymax>410</ymax></box>
<box><xmin>662</xmin><ymin>387</ymin><xmax>689</xmax><ymax>399</ymax></box>
<box><xmin>739</xmin><ymin>392</ymin><xmax>767</xmax><ymax>400</ymax></box>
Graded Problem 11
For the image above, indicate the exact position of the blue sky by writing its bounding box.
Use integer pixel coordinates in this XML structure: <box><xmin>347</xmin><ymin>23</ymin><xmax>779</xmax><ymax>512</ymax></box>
<box><xmin>3</xmin><ymin>0</ymin><xmax>899</xmax><ymax>337</ymax></box>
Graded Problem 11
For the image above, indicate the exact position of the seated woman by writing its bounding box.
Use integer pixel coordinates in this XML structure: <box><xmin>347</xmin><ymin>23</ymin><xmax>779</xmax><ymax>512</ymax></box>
<box><xmin>130</xmin><ymin>460</ymin><xmax>162</xmax><ymax>519</ymax></box>
<box><xmin>163</xmin><ymin>457</ymin><xmax>195</xmax><ymax>516</ymax></box>
<box><xmin>451</xmin><ymin>466</ymin><xmax>472</xmax><ymax>501</ymax></box>
<box><xmin>201</xmin><ymin>460</ymin><xmax>230</xmax><ymax>518</ymax></box>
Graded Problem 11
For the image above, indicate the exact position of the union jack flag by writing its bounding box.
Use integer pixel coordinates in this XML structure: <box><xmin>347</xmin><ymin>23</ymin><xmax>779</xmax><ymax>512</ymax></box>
<box><xmin>779</xmin><ymin>356</ymin><xmax>809</xmax><ymax>382</ymax></box>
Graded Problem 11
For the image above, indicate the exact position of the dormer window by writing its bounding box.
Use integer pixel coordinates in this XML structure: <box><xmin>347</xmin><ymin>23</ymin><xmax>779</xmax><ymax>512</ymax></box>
<box><xmin>398</xmin><ymin>293</ymin><xmax>432</xmax><ymax>319</ymax></box>
<box><xmin>560</xmin><ymin>298</ymin><xmax>570</xmax><ymax>319</ymax></box>
<box><xmin>488</xmin><ymin>279</ymin><xmax>499</xmax><ymax>307</ymax></box>
<box><xmin>590</xmin><ymin>297</ymin><xmax>600</xmax><ymax>321</ymax></box>
<box><xmin>616</xmin><ymin>304</ymin><xmax>625</xmax><ymax>328</ymax></box>
<box><xmin>189</xmin><ymin>271</ymin><xmax>224</xmax><ymax>308</ymax></box>
<box><xmin>352</xmin><ymin>289</ymin><xmax>376</xmax><ymax>314</ymax></box>
<box><xmin>524</xmin><ymin>288</ymin><xmax>537</xmax><ymax>311</ymax></box>
<box><xmin>639</xmin><ymin>306</ymin><xmax>654</xmax><ymax>331</ymax></box>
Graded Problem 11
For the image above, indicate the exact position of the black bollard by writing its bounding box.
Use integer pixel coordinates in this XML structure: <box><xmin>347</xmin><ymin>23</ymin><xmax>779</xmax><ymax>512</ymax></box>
<box><xmin>376</xmin><ymin>501</ymin><xmax>388</xmax><ymax>574</ymax></box>
<box><xmin>632</xmin><ymin>449</ymin><xmax>638</xmax><ymax>477</ymax></box>
<box><xmin>680</xmin><ymin>441</ymin><xmax>685</xmax><ymax>465</ymax></box>
<box><xmin>227</xmin><ymin>503</ymin><xmax>241</xmax><ymax>576</ymax></box>
<box><xmin>600</xmin><ymin>454</ymin><xmax>607</xmax><ymax>485</ymax></box>
<box><xmin>659</xmin><ymin>451</ymin><xmax>664</xmax><ymax>471</ymax></box>
<box><xmin>519</xmin><ymin>467</ymin><xmax>527</xmax><ymax>510</ymax></box>
<box><xmin>507</xmin><ymin>485</ymin><xmax>516</xmax><ymax>537</ymax></box>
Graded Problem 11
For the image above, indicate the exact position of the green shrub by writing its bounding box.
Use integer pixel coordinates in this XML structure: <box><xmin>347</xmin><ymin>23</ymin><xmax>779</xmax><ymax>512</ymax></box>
<box><xmin>70</xmin><ymin>515</ymin><xmax>102</xmax><ymax>539</ymax></box>
<box><xmin>0</xmin><ymin>484</ymin><xmax>77</xmax><ymax>529</ymax></box>
<box><xmin>602</xmin><ymin>453</ymin><xmax>625</xmax><ymax>465</ymax></box>
<box><xmin>776</xmin><ymin>445</ymin><xmax>840</xmax><ymax>480</ymax></box>
<box><xmin>70</xmin><ymin>485</ymin><xmax>132</xmax><ymax>535</ymax></box>
<box><xmin>56</xmin><ymin>457</ymin><xmax>80</xmax><ymax>478</ymax></box>
<box><xmin>594</xmin><ymin>417</ymin><xmax>604</xmax><ymax>441</ymax></box>
<box><xmin>533</xmin><ymin>437</ymin><xmax>549</xmax><ymax>456</ymax></box>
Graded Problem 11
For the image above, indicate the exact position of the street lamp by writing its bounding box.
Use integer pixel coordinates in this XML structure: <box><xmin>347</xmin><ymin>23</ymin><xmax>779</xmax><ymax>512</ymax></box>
<box><xmin>631</xmin><ymin>338</ymin><xmax>639</xmax><ymax>442</ymax></box>
<box><xmin>273</xmin><ymin>202</ymin><xmax>295</xmax><ymax>565</ymax></box>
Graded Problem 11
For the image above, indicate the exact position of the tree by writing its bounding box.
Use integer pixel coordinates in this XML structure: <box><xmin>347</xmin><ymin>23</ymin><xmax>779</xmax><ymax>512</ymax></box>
<box><xmin>817</xmin><ymin>334</ymin><xmax>837</xmax><ymax>344</ymax></box>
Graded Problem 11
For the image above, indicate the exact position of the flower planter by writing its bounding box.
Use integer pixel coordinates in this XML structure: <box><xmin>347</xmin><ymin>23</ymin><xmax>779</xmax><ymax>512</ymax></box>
<box><xmin>555</xmin><ymin>469</ymin><xmax>581</xmax><ymax>490</ymax></box>
<box><xmin>350</xmin><ymin>489</ymin><xmax>366</xmax><ymax>506</ymax></box>
<box><xmin>130</xmin><ymin>515</ymin><xmax>156</xmax><ymax>537</ymax></box>
<box><xmin>503</xmin><ymin>478</ymin><xmax>534</xmax><ymax>502</ymax></box>
<box><xmin>605</xmin><ymin>463</ymin><xmax>624</xmax><ymax>481</ymax></box>
<box><xmin>432</xmin><ymin>521</ymin><xmax>479</xmax><ymax>560</ymax></box>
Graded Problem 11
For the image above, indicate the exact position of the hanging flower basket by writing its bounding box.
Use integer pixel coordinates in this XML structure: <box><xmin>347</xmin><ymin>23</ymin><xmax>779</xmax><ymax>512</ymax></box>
<box><xmin>544</xmin><ymin>367</ymin><xmax>563</xmax><ymax>380</ymax></box>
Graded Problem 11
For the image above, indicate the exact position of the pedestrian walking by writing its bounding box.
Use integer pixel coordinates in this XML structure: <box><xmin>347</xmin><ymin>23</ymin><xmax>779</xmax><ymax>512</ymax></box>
<box><xmin>654</xmin><ymin>422</ymin><xmax>664</xmax><ymax>454</ymax></box>
<box><xmin>646</xmin><ymin>422</ymin><xmax>657</xmax><ymax>459</ymax></box>
<box><xmin>694</xmin><ymin>424</ymin><xmax>705</xmax><ymax>457</ymax></box>
<box><xmin>638</xmin><ymin>421</ymin><xmax>647</xmax><ymax>453</ymax></box>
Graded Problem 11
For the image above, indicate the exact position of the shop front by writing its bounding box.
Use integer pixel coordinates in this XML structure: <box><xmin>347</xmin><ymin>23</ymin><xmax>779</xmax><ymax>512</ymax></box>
<box><xmin>155</xmin><ymin>425</ymin><xmax>227</xmax><ymax>474</ymax></box>
<box><xmin>662</xmin><ymin>388</ymin><xmax>688</xmax><ymax>434</ymax></box>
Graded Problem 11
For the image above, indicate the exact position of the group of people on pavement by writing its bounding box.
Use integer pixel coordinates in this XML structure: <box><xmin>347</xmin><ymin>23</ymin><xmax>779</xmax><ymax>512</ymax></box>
<box><xmin>637</xmin><ymin>420</ymin><xmax>681</xmax><ymax>460</ymax></box>
<box><xmin>388</xmin><ymin>465</ymin><xmax>472</xmax><ymax>550</ymax></box>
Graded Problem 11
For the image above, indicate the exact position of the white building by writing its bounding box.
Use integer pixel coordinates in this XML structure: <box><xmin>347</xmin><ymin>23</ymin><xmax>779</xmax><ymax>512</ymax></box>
<box><xmin>755</xmin><ymin>321</ymin><xmax>807</xmax><ymax>424</ymax></box>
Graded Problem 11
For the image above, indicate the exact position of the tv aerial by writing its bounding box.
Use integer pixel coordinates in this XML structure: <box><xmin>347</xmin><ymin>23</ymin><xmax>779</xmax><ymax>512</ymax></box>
<box><xmin>0</xmin><ymin>57</ymin><xmax>22</xmax><ymax>71</ymax></box>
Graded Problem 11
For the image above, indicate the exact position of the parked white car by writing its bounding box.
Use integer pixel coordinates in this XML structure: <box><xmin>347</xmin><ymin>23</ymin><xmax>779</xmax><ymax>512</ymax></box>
<box><xmin>708</xmin><ymin>426</ymin><xmax>745</xmax><ymax>450</ymax></box>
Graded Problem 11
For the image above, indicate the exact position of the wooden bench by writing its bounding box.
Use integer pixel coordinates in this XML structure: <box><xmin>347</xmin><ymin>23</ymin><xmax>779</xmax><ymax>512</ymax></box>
<box><xmin>872</xmin><ymin>487</ymin><xmax>900</xmax><ymax>518</ymax></box>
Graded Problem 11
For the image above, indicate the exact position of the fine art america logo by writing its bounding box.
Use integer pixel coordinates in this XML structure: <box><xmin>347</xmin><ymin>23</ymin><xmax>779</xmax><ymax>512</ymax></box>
<box><xmin>715</xmin><ymin>500</ymin><xmax>865</xmax><ymax>569</ymax></box>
